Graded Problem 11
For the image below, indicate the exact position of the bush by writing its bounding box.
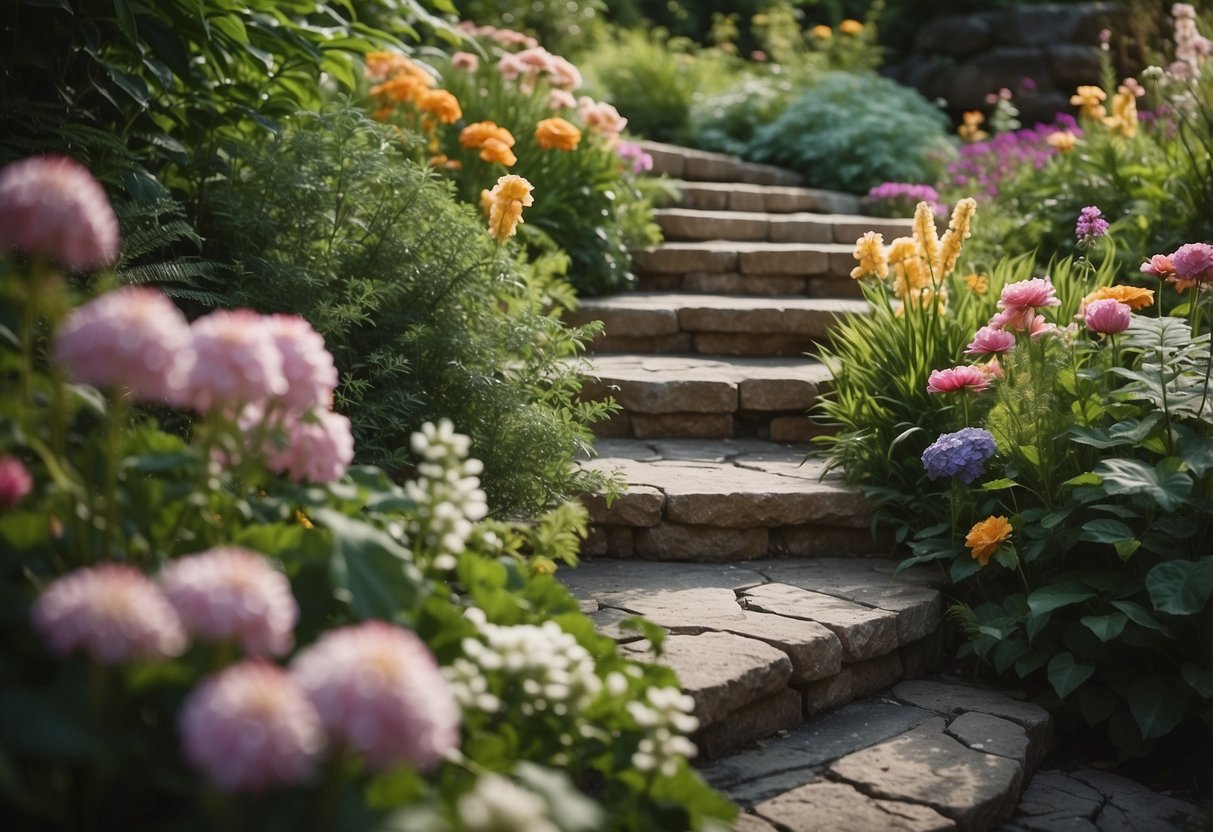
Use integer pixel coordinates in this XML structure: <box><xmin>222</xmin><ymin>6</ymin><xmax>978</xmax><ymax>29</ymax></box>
<box><xmin>202</xmin><ymin>107</ymin><xmax>612</xmax><ymax>515</ymax></box>
<box><xmin>744</xmin><ymin>72</ymin><xmax>952</xmax><ymax>194</ymax></box>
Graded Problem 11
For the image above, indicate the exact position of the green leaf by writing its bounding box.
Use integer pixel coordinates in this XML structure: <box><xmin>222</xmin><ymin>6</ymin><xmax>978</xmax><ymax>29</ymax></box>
<box><xmin>980</xmin><ymin>478</ymin><xmax>1018</xmax><ymax>491</ymax></box>
<box><xmin>1078</xmin><ymin>685</ymin><xmax>1117</xmax><ymax>726</ymax></box>
<box><xmin>1094</xmin><ymin>458</ymin><xmax>1192</xmax><ymax>512</ymax></box>
<box><xmin>1126</xmin><ymin>678</ymin><xmax>1185</xmax><ymax>739</ymax></box>
<box><xmin>1079</xmin><ymin>518</ymin><xmax>1136</xmax><ymax>544</ymax></box>
<box><xmin>1014</xmin><ymin>650</ymin><xmax>1049</xmax><ymax>677</ymax></box>
<box><xmin>993</xmin><ymin>639</ymin><xmax>1028</xmax><ymax>674</ymax></box>
<box><xmin>1047</xmin><ymin>652</ymin><xmax>1094</xmax><ymax>699</ymax></box>
<box><xmin>1113</xmin><ymin>539</ymin><xmax>1141</xmax><ymax>560</ymax></box>
<box><xmin>1146</xmin><ymin>558</ymin><xmax>1213</xmax><ymax>615</ymax></box>
<box><xmin>1110</xmin><ymin>600</ymin><xmax>1171</xmax><ymax>635</ymax></box>
<box><xmin>314</xmin><ymin>508</ymin><xmax>424</xmax><ymax>622</ymax></box>
<box><xmin>113</xmin><ymin>0</ymin><xmax>138</xmax><ymax>43</ymax></box>
<box><xmin>1063</xmin><ymin>472</ymin><xmax>1103</xmax><ymax>488</ymax></box>
<box><xmin>1025</xmin><ymin>609</ymin><xmax>1052</xmax><ymax>643</ymax></box>
<box><xmin>1027</xmin><ymin>582</ymin><xmax>1097</xmax><ymax>616</ymax></box>
<box><xmin>950</xmin><ymin>555</ymin><xmax>982</xmax><ymax>583</ymax></box>
<box><xmin>1080</xmin><ymin>612</ymin><xmax>1127</xmax><ymax>641</ymax></box>
<box><xmin>1180</xmin><ymin>663</ymin><xmax>1213</xmax><ymax>699</ymax></box>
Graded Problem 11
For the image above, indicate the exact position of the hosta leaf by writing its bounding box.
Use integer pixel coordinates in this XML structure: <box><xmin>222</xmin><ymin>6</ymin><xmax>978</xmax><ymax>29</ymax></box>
<box><xmin>1093</xmin><ymin>458</ymin><xmax>1192</xmax><ymax>511</ymax></box>
<box><xmin>1048</xmin><ymin>652</ymin><xmax>1094</xmax><ymax>699</ymax></box>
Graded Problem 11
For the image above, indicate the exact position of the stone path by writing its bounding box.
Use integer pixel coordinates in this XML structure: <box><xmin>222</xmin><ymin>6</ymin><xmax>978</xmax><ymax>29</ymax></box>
<box><xmin>564</xmin><ymin>142</ymin><xmax>1208</xmax><ymax>830</ymax></box>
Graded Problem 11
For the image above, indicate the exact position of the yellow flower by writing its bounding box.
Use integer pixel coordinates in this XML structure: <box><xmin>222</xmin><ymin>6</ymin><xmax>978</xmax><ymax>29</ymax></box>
<box><xmin>479</xmin><ymin>188</ymin><xmax>493</xmax><ymax>217</ymax></box>
<box><xmin>535</xmin><ymin>117</ymin><xmax>582</xmax><ymax>151</ymax></box>
<box><xmin>895</xmin><ymin>287</ymin><xmax>948</xmax><ymax>317</ymax></box>
<box><xmin>810</xmin><ymin>24</ymin><xmax>833</xmax><ymax>39</ymax></box>
<box><xmin>1102</xmin><ymin>86</ymin><xmax>1138</xmax><ymax>137</ymax></box>
<box><xmin>417</xmin><ymin>89</ymin><xmax>462</xmax><ymax>124</ymax></box>
<box><xmin>295</xmin><ymin>510</ymin><xmax>314</xmax><ymax>530</ymax></box>
<box><xmin>965</xmin><ymin>516</ymin><xmax>1013</xmax><ymax>566</ymax></box>
<box><xmin>850</xmin><ymin>231</ymin><xmax>888</xmax><ymax>280</ymax></box>
<box><xmin>530</xmin><ymin>556</ymin><xmax>558</xmax><ymax>575</ymax></box>
<box><xmin>888</xmin><ymin>236</ymin><xmax>930</xmax><ymax>298</ymax></box>
<box><xmin>912</xmin><ymin>201</ymin><xmax>940</xmax><ymax>278</ymax></box>
<box><xmin>935</xmin><ymin>197</ymin><xmax>977</xmax><ymax>279</ymax></box>
<box><xmin>839</xmin><ymin>19</ymin><xmax>863</xmax><ymax>35</ymax></box>
<box><xmin>487</xmin><ymin>174</ymin><xmax>534</xmax><ymax>243</ymax></box>
<box><xmin>957</xmin><ymin>110</ymin><xmax>988</xmax><ymax>143</ymax></box>
<box><xmin>1046</xmin><ymin>130</ymin><xmax>1078</xmax><ymax>152</ymax></box>
<box><xmin>1070</xmin><ymin>85</ymin><xmax>1107</xmax><ymax>121</ymax></box>
<box><xmin>1083</xmin><ymin>285</ymin><xmax>1154</xmax><ymax>310</ymax></box>
<box><xmin>478</xmin><ymin>137</ymin><xmax>517</xmax><ymax>166</ymax></box>
<box><xmin>459</xmin><ymin>121</ymin><xmax>515</xmax><ymax>150</ymax></box>
<box><xmin>964</xmin><ymin>273</ymin><xmax>989</xmax><ymax>295</ymax></box>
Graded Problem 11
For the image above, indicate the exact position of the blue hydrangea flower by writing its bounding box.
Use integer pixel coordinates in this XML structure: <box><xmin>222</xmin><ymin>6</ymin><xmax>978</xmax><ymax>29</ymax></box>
<box><xmin>921</xmin><ymin>427</ymin><xmax>997</xmax><ymax>484</ymax></box>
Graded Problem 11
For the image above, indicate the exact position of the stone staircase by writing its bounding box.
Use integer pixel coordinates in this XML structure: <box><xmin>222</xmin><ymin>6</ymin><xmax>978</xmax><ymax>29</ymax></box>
<box><xmin>557</xmin><ymin>141</ymin><xmax>1084</xmax><ymax>830</ymax></box>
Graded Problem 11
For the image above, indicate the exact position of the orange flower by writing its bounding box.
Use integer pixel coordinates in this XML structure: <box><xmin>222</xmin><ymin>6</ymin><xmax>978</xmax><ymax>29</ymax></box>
<box><xmin>427</xmin><ymin>154</ymin><xmax>462</xmax><ymax>170</ymax></box>
<box><xmin>1047</xmin><ymin>130</ymin><xmax>1078</xmax><ymax>153</ymax></box>
<box><xmin>810</xmin><ymin>24</ymin><xmax>833</xmax><ymax>39</ymax></box>
<box><xmin>478</xmin><ymin>137</ymin><xmax>517</xmax><ymax>166</ymax></box>
<box><xmin>839</xmin><ymin>19</ymin><xmax>863</xmax><ymax>35</ymax></box>
<box><xmin>1083</xmin><ymin>285</ymin><xmax>1154</xmax><ymax>310</ymax></box>
<box><xmin>370</xmin><ymin>74</ymin><xmax>430</xmax><ymax>104</ymax></box>
<box><xmin>487</xmin><ymin>174</ymin><xmax>534</xmax><ymax>243</ymax></box>
<box><xmin>965</xmin><ymin>516</ymin><xmax>1013</xmax><ymax>566</ymax></box>
<box><xmin>417</xmin><ymin>89</ymin><xmax>462</xmax><ymax>124</ymax></box>
<box><xmin>459</xmin><ymin>121</ymin><xmax>515</xmax><ymax>150</ymax></box>
<box><xmin>479</xmin><ymin>188</ymin><xmax>493</xmax><ymax>217</ymax></box>
<box><xmin>958</xmin><ymin>111</ymin><xmax>988</xmax><ymax>143</ymax></box>
<box><xmin>534</xmin><ymin>117</ymin><xmax>581</xmax><ymax>151</ymax></box>
<box><xmin>1070</xmin><ymin>85</ymin><xmax>1107</xmax><ymax>121</ymax></box>
<box><xmin>364</xmin><ymin>51</ymin><xmax>415</xmax><ymax>82</ymax></box>
<box><xmin>964</xmin><ymin>273</ymin><xmax>989</xmax><ymax>295</ymax></box>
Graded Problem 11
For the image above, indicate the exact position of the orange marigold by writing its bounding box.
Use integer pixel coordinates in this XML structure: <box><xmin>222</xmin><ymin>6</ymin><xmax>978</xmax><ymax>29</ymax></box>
<box><xmin>965</xmin><ymin>516</ymin><xmax>1013</xmax><ymax>566</ymax></box>
<box><xmin>459</xmin><ymin>121</ymin><xmax>515</xmax><ymax>150</ymax></box>
<box><xmin>427</xmin><ymin>154</ymin><xmax>462</xmax><ymax>171</ymax></box>
<box><xmin>534</xmin><ymin>117</ymin><xmax>581</xmax><ymax>151</ymax></box>
<box><xmin>370</xmin><ymin>75</ymin><xmax>427</xmax><ymax>104</ymax></box>
<box><xmin>417</xmin><ymin>89</ymin><xmax>462</xmax><ymax>124</ymax></box>
<box><xmin>839</xmin><ymin>19</ymin><xmax>863</xmax><ymax>35</ymax></box>
<box><xmin>1083</xmin><ymin>285</ymin><xmax>1154</xmax><ymax>310</ymax></box>
<box><xmin>478</xmin><ymin>137</ymin><xmax>517</xmax><ymax>166</ymax></box>
<box><xmin>487</xmin><ymin>175</ymin><xmax>534</xmax><ymax>243</ymax></box>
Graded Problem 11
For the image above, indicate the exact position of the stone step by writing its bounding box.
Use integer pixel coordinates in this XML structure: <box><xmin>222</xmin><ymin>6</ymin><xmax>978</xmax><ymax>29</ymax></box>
<box><xmin>706</xmin><ymin>678</ymin><xmax>1056</xmax><ymax>832</ymax></box>
<box><xmin>640</xmin><ymin>139</ymin><xmax>803</xmax><ymax>187</ymax></box>
<box><xmin>565</xmin><ymin>293</ymin><xmax>867</xmax><ymax>356</ymax></box>
<box><xmin>632</xmin><ymin>241</ymin><xmax>862</xmax><ymax>298</ymax></box>
<box><xmin>654</xmin><ymin>208</ymin><xmax>912</xmax><ymax>245</ymax></box>
<box><xmin>579</xmin><ymin>355</ymin><xmax>832</xmax><ymax>440</ymax></box>
<box><xmin>670</xmin><ymin>181</ymin><xmax>862</xmax><ymax>216</ymax></box>
<box><xmin>578</xmin><ymin>438</ymin><xmax>877</xmax><ymax>559</ymax></box>
<box><xmin>559</xmin><ymin>559</ymin><xmax>945</xmax><ymax>759</ymax></box>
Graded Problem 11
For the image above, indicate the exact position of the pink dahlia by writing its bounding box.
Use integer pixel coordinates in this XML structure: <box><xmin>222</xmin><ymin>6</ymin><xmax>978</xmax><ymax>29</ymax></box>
<box><xmin>1140</xmin><ymin>254</ymin><xmax>1177</xmax><ymax>279</ymax></box>
<box><xmin>291</xmin><ymin>621</ymin><xmax>460</xmax><ymax>772</ymax></box>
<box><xmin>1084</xmin><ymin>299</ymin><xmax>1132</xmax><ymax>334</ymax></box>
<box><xmin>0</xmin><ymin>455</ymin><xmax>33</xmax><ymax>508</ymax></box>
<box><xmin>965</xmin><ymin>326</ymin><xmax>1017</xmax><ymax>356</ymax></box>
<box><xmin>998</xmin><ymin>277</ymin><xmax>1060</xmax><ymax>312</ymax></box>
<box><xmin>1169</xmin><ymin>243</ymin><xmax>1213</xmax><ymax>284</ymax></box>
<box><xmin>159</xmin><ymin>547</ymin><xmax>298</xmax><ymax>657</ymax></box>
<box><xmin>264</xmin><ymin>315</ymin><xmax>338</xmax><ymax>414</ymax></box>
<box><xmin>32</xmin><ymin>564</ymin><xmax>187</xmax><ymax>665</ymax></box>
<box><xmin>264</xmin><ymin>409</ymin><xmax>355</xmax><ymax>484</ymax></box>
<box><xmin>927</xmin><ymin>365</ymin><xmax>991</xmax><ymax>394</ymax></box>
<box><xmin>52</xmin><ymin>287</ymin><xmax>195</xmax><ymax>404</ymax></box>
<box><xmin>0</xmin><ymin>155</ymin><xmax>120</xmax><ymax>271</ymax></box>
<box><xmin>180</xmin><ymin>660</ymin><xmax>325</xmax><ymax>792</ymax></box>
<box><xmin>451</xmin><ymin>51</ymin><xmax>479</xmax><ymax>72</ymax></box>
<box><xmin>185</xmin><ymin>309</ymin><xmax>287</xmax><ymax>412</ymax></box>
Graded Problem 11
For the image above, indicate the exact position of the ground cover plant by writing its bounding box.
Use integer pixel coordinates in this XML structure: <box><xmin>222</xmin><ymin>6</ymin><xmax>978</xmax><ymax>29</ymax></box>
<box><xmin>0</xmin><ymin>156</ymin><xmax>735</xmax><ymax>830</ymax></box>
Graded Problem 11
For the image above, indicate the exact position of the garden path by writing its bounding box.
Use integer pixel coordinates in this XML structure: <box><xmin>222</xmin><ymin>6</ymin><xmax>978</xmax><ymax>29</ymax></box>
<box><xmin>561</xmin><ymin>142</ymin><xmax>1204</xmax><ymax>831</ymax></box>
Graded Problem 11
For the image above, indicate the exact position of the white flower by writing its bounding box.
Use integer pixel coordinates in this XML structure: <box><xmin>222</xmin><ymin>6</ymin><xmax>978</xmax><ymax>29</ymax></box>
<box><xmin>457</xmin><ymin>775</ymin><xmax>559</xmax><ymax>832</ymax></box>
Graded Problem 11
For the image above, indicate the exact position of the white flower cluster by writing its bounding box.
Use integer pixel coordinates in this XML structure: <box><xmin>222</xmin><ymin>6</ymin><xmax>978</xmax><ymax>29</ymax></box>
<box><xmin>406</xmin><ymin>419</ymin><xmax>489</xmax><ymax>561</ymax></box>
<box><xmin>457</xmin><ymin>774</ymin><xmax>559</xmax><ymax>832</ymax></box>
<box><xmin>447</xmin><ymin>607</ymin><xmax>602</xmax><ymax>721</ymax></box>
<box><xmin>626</xmin><ymin>686</ymin><xmax>700</xmax><ymax>777</ymax></box>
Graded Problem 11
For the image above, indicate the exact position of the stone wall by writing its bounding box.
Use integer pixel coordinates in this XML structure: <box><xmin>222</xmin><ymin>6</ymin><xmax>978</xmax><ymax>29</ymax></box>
<box><xmin>890</xmin><ymin>2</ymin><xmax>1127</xmax><ymax>127</ymax></box>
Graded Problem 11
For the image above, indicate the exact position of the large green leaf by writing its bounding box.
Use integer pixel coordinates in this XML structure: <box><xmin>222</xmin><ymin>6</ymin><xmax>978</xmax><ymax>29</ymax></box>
<box><xmin>1078</xmin><ymin>518</ymin><xmax>1136</xmax><ymax>545</ymax></box>
<box><xmin>1027</xmin><ymin>582</ymin><xmax>1096</xmax><ymax>616</ymax></box>
<box><xmin>1080</xmin><ymin>612</ymin><xmax>1127</xmax><ymax>642</ymax></box>
<box><xmin>1146</xmin><ymin>558</ymin><xmax>1213</xmax><ymax>616</ymax></box>
<box><xmin>1094</xmin><ymin>458</ymin><xmax>1192</xmax><ymax>512</ymax></box>
<box><xmin>1109</xmin><ymin>600</ymin><xmax>1171</xmax><ymax>635</ymax></box>
<box><xmin>313</xmin><ymin>508</ymin><xmax>424</xmax><ymax>622</ymax></box>
<box><xmin>1048</xmin><ymin>652</ymin><xmax>1094</xmax><ymax>699</ymax></box>
<box><xmin>1125</xmin><ymin>679</ymin><xmax>1186</xmax><ymax>739</ymax></box>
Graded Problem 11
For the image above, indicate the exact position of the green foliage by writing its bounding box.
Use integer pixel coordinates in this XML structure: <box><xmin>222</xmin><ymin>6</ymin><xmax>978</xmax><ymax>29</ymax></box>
<box><xmin>691</xmin><ymin>74</ymin><xmax>798</xmax><ymax>158</ymax></box>
<box><xmin>455</xmin><ymin>0</ymin><xmax>606</xmax><ymax>55</ymax></box>
<box><xmin>204</xmin><ymin>107</ymin><xmax>614</xmax><ymax>514</ymax></box>
<box><xmin>744</xmin><ymin>72</ymin><xmax>952</xmax><ymax>194</ymax></box>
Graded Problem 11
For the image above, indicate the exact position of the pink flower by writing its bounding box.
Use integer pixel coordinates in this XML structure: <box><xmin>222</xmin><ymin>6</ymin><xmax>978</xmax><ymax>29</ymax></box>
<box><xmin>0</xmin><ymin>455</ymin><xmax>33</xmax><ymax>508</ymax></box>
<box><xmin>32</xmin><ymin>564</ymin><xmax>187</xmax><ymax>665</ymax></box>
<box><xmin>291</xmin><ymin>621</ymin><xmax>460</xmax><ymax>772</ymax></box>
<box><xmin>180</xmin><ymin>660</ymin><xmax>325</xmax><ymax>792</ymax></box>
<box><xmin>998</xmin><ymin>277</ymin><xmax>1060</xmax><ymax>312</ymax></box>
<box><xmin>451</xmin><ymin>51</ymin><xmax>479</xmax><ymax>72</ymax></box>
<box><xmin>0</xmin><ymin>155</ymin><xmax>120</xmax><ymax>271</ymax></box>
<box><xmin>927</xmin><ymin>365</ymin><xmax>990</xmax><ymax>394</ymax></box>
<box><xmin>53</xmin><ymin>287</ymin><xmax>195</xmax><ymax>404</ymax></box>
<box><xmin>548</xmin><ymin>89</ymin><xmax>577</xmax><ymax>110</ymax></box>
<box><xmin>547</xmin><ymin>55</ymin><xmax>583</xmax><ymax>90</ymax></box>
<box><xmin>264</xmin><ymin>408</ymin><xmax>355</xmax><ymax>484</ymax></box>
<box><xmin>265</xmin><ymin>315</ymin><xmax>338</xmax><ymax>414</ymax></box>
<box><xmin>578</xmin><ymin>97</ymin><xmax>628</xmax><ymax>139</ymax></box>
<box><xmin>496</xmin><ymin>52</ymin><xmax>527</xmax><ymax>81</ymax></box>
<box><xmin>1084</xmin><ymin>298</ymin><xmax>1132</xmax><ymax>334</ymax></box>
<box><xmin>159</xmin><ymin>547</ymin><xmax>298</xmax><ymax>657</ymax></box>
<box><xmin>186</xmin><ymin>309</ymin><xmax>287</xmax><ymax>412</ymax></box>
<box><xmin>1140</xmin><ymin>254</ymin><xmax>1177</xmax><ymax>279</ymax></box>
<box><xmin>965</xmin><ymin>326</ymin><xmax>1017</xmax><ymax>355</ymax></box>
<box><xmin>979</xmin><ymin>358</ymin><xmax>1004</xmax><ymax>380</ymax></box>
<box><xmin>1169</xmin><ymin>243</ymin><xmax>1213</xmax><ymax>284</ymax></box>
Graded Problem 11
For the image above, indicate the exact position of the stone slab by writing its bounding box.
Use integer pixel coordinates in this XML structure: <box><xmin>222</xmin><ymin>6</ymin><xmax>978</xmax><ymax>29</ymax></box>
<box><xmin>630</xmin><ymin>413</ymin><xmax>736</xmax><ymax>439</ymax></box>
<box><xmin>740</xmin><ymin>244</ymin><xmax>852</xmax><ymax>276</ymax></box>
<box><xmin>800</xmin><ymin>652</ymin><xmax>904</xmax><ymax>716</ymax></box>
<box><xmin>733</xmin><ymin>813</ymin><xmax>781</xmax><ymax>832</ymax></box>
<box><xmin>680</xmin><ymin>273</ymin><xmax>809</xmax><ymax>296</ymax></box>
<box><xmin>1068</xmin><ymin>769</ymin><xmax>1203</xmax><ymax>831</ymax></box>
<box><xmin>558</xmin><ymin>558</ymin><xmax>767</xmax><ymax>595</ymax></box>
<box><xmin>947</xmin><ymin>711</ymin><xmax>1032</xmax><ymax>769</ymax></box>
<box><xmin>695</xmin><ymin>688</ymin><xmax>803</xmax><ymax>759</ymax></box>
<box><xmin>742</xmin><ymin>583</ymin><xmax>899</xmax><ymax>662</ymax></box>
<box><xmin>635</xmin><ymin>523</ymin><xmax>770</xmax><ymax>561</ymax></box>
<box><xmin>581</xmin><ymin>485</ymin><xmax>664</xmax><ymax>526</ymax></box>
<box><xmin>754</xmin><ymin>781</ymin><xmax>956</xmax><ymax>832</ymax></box>
<box><xmin>655</xmin><ymin>208</ymin><xmax>771</xmax><ymax>242</ymax></box>
<box><xmin>892</xmin><ymin>680</ymin><xmax>1052</xmax><ymax>748</ymax></box>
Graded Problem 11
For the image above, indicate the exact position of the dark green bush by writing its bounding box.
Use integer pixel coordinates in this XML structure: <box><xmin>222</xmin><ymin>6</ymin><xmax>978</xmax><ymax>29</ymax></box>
<box><xmin>744</xmin><ymin>71</ymin><xmax>951</xmax><ymax>194</ymax></box>
<box><xmin>205</xmin><ymin>107</ymin><xmax>613</xmax><ymax>515</ymax></box>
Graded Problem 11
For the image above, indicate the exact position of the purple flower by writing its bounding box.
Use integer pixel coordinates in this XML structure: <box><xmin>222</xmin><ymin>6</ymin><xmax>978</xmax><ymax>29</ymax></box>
<box><xmin>1170</xmin><ymin>242</ymin><xmax>1213</xmax><ymax>284</ymax></box>
<box><xmin>615</xmin><ymin>141</ymin><xmax>653</xmax><ymax>175</ymax></box>
<box><xmin>921</xmin><ymin>427</ymin><xmax>997</xmax><ymax>484</ymax></box>
<box><xmin>1075</xmin><ymin>206</ymin><xmax>1109</xmax><ymax>245</ymax></box>
<box><xmin>865</xmin><ymin>182</ymin><xmax>944</xmax><ymax>217</ymax></box>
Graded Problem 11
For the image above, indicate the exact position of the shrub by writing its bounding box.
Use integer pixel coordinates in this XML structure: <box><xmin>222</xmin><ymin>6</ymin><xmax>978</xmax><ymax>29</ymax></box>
<box><xmin>691</xmin><ymin>74</ymin><xmax>798</xmax><ymax>158</ymax></box>
<box><xmin>744</xmin><ymin>72</ymin><xmax>952</xmax><ymax>194</ymax></box>
<box><xmin>203</xmin><ymin>107</ymin><xmax>614</xmax><ymax>515</ymax></box>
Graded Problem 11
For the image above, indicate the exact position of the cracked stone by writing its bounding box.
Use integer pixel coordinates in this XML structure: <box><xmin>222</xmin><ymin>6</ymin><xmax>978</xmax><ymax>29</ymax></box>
<box><xmin>743</xmin><ymin>583</ymin><xmax>899</xmax><ymax>662</ymax></box>
<box><xmin>892</xmin><ymin>680</ymin><xmax>1052</xmax><ymax>749</ymax></box>
<box><xmin>754</xmin><ymin>780</ymin><xmax>956</xmax><ymax>832</ymax></box>
<box><xmin>946</xmin><ymin>711</ymin><xmax>1032</xmax><ymax>769</ymax></box>
<box><xmin>1069</xmin><ymin>769</ymin><xmax>1202</xmax><ymax>831</ymax></box>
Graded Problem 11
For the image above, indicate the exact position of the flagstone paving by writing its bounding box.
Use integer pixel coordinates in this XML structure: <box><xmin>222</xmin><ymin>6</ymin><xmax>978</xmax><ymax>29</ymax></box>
<box><xmin>567</xmin><ymin>141</ymin><xmax>1207</xmax><ymax>831</ymax></box>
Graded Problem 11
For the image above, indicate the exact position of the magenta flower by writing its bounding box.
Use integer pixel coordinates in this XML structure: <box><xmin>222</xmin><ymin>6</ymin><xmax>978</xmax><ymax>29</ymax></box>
<box><xmin>265</xmin><ymin>315</ymin><xmax>338</xmax><ymax>414</ymax></box>
<box><xmin>185</xmin><ymin>309</ymin><xmax>287</xmax><ymax>412</ymax></box>
<box><xmin>32</xmin><ymin>564</ymin><xmax>187</xmax><ymax>665</ymax></box>
<box><xmin>0</xmin><ymin>155</ymin><xmax>120</xmax><ymax>271</ymax></box>
<box><xmin>159</xmin><ymin>547</ymin><xmax>298</xmax><ymax>657</ymax></box>
<box><xmin>264</xmin><ymin>409</ymin><xmax>355</xmax><ymax>484</ymax></box>
<box><xmin>965</xmin><ymin>326</ymin><xmax>1017</xmax><ymax>355</ymax></box>
<box><xmin>1169</xmin><ymin>243</ymin><xmax>1213</xmax><ymax>284</ymax></box>
<box><xmin>927</xmin><ymin>365</ymin><xmax>991</xmax><ymax>394</ymax></box>
<box><xmin>180</xmin><ymin>660</ymin><xmax>325</xmax><ymax>792</ymax></box>
<box><xmin>53</xmin><ymin>287</ymin><xmax>195</xmax><ymax>404</ymax></box>
<box><xmin>1075</xmin><ymin>206</ymin><xmax>1109</xmax><ymax>245</ymax></box>
<box><xmin>1084</xmin><ymin>299</ymin><xmax>1132</xmax><ymax>334</ymax></box>
<box><xmin>998</xmin><ymin>277</ymin><xmax>1060</xmax><ymax>312</ymax></box>
<box><xmin>291</xmin><ymin>621</ymin><xmax>460</xmax><ymax>772</ymax></box>
<box><xmin>0</xmin><ymin>455</ymin><xmax>33</xmax><ymax>508</ymax></box>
